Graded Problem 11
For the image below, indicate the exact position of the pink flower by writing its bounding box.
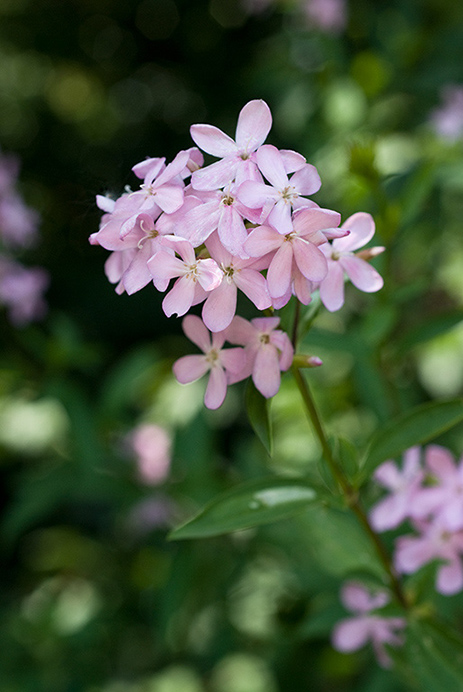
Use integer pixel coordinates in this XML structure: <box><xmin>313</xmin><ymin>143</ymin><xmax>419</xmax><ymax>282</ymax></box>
<box><xmin>370</xmin><ymin>447</ymin><xmax>424</xmax><ymax>531</ymax></box>
<box><xmin>238</xmin><ymin>144</ymin><xmax>321</xmax><ymax>235</ymax></box>
<box><xmin>318</xmin><ymin>212</ymin><xmax>384</xmax><ymax>312</ymax></box>
<box><xmin>430</xmin><ymin>85</ymin><xmax>463</xmax><ymax>141</ymax></box>
<box><xmin>332</xmin><ymin>582</ymin><xmax>406</xmax><ymax>668</ymax></box>
<box><xmin>304</xmin><ymin>0</ymin><xmax>347</xmax><ymax>34</ymax></box>
<box><xmin>129</xmin><ymin>423</ymin><xmax>171</xmax><ymax>485</ymax></box>
<box><xmin>225</xmin><ymin>315</ymin><xmax>294</xmax><ymax>398</ymax></box>
<box><xmin>201</xmin><ymin>232</ymin><xmax>271</xmax><ymax>332</ymax></box>
<box><xmin>0</xmin><ymin>255</ymin><xmax>49</xmax><ymax>326</ymax></box>
<box><xmin>148</xmin><ymin>236</ymin><xmax>222</xmax><ymax>317</ymax></box>
<box><xmin>173</xmin><ymin>315</ymin><xmax>246</xmax><ymax>409</ymax></box>
<box><xmin>190</xmin><ymin>100</ymin><xmax>272</xmax><ymax>190</ymax></box>
<box><xmin>244</xmin><ymin>207</ymin><xmax>343</xmax><ymax>299</ymax></box>
<box><xmin>395</xmin><ymin>518</ymin><xmax>463</xmax><ymax>596</ymax></box>
<box><xmin>417</xmin><ymin>446</ymin><xmax>463</xmax><ymax>531</ymax></box>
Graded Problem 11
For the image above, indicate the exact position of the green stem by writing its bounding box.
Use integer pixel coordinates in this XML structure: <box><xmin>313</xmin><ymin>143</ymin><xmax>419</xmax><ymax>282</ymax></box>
<box><xmin>292</xmin><ymin>366</ymin><xmax>408</xmax><ymax>609</ymax></box>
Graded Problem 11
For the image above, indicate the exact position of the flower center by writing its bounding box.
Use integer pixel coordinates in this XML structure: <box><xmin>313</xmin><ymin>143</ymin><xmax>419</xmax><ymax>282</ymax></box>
<box><xmin>280</xmin><ymin>186</ymin><xmax>297</xmax><ymax>203</ymax></box>
<box><xmin>260</xmin><ymin>333</ymin><xmax>270</xmax><ymax>345</ymax></box>
<box><xmin>206</xmin><ymin>348</ymin><xmax>219</xmax><ymax>364</ymax></box>
<box><xmin>185</xmin><ymin>263</ymin><xmax>199</xmax><ymax>281</ymax></box>
<box><xmin>221</xmin><ymin>263</ymin><xmax>236</xmax><ymax>282</ymax></box>
<box><xmin>221</xmin><ymin>193</ymin><xmax>235</xmax><ymax>206</ymax></box>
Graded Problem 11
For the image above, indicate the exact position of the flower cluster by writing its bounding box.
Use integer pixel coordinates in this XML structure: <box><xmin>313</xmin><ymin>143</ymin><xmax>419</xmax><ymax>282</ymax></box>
<box><xmin>370</xmin><ymin>445</ymin><xmax>463</xmax><ymax>596</ymax></box>
<box><xmin>91</xmin><ymin>100</ymin><xmax>383</xmax><ymax>407</ymax></box>
<box><xmin>0</xmin><ymin>149</ymin><xmax>48</xmax><ymax>326</ymax></box>
<box><xmin>332</xmin><ymin>582</ymin><xmax>406</xmax><ymax>667</ymax></box>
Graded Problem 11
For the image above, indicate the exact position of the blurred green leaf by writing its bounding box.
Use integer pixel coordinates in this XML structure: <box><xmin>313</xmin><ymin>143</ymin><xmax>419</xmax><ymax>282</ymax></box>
<box><xmin>299</xmin><ymin>504</ymin><xmax>383</xmax><ymax>578</ymax></box>
<box><xmin>360</xmin><ymin>399</ymin><xmax>463</xmax><ymax>478</ymax></box>
<box><xmin>394</xmin><ymin>311</ymin><xmax>463</xmax><ymax>356</ymax></box>
<box><xmin>169</xmin><ymin>477</ymin><xmax>318</xmax><ymax>539</ymax></box>
<box><xmin>404</xmin><ymin>618</ymin><xmax>463</xmax><ymax>691</ymax></box>
<box><xmin>246</xmin><ymin>380</ymin><xmax>273</xmax><ymax>455</ymax></box>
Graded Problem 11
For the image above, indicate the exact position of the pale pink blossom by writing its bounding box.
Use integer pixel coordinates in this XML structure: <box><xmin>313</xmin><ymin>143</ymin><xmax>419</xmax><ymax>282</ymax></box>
<box><xmin>395</xmin><ymin>518</ymin><xmax>463</xmax><ymax>596</ymax></box>
<box><xmin>332</xmin><ymin>582</ymin><xmax>406</xmax><ymax>668</ymax></box>
<box><xmin>417</xmin><ymin>446</ymin><xmax>463</xmax><ymax>531</ymax></box>
<box><xmin>180</xmin><ymin>183</ymin><xmax>258</xmax><ymax>257</ymax></box>
<box><xmin>238</xmin><ymin>144</ymin><xmax>321</xmax><ymax>235</ymax></box>
<box><xmin>304</xmin><ymin>0</ymin><xmax>347</xmax><ymax>34</ymax></box>
<box><xmin>190</xmin><ymin>100</ymin><xmax>272</xmax><ymax>190</ymax></box>
<box><xmin>201</xmin><ymin>231</ymin><xmax>271</xmax><ymax>332</ymax></box>
<box><xmin>0</xmin><ymin>255</ymin><xmax>49</xmax><ymax>326</ymax></box>
<box><xmin>225</xmin><ymin>315</ymin><xmax>294</xmax><ymax>398</ymax></box>
<box><xmin>430</xmin><ymin>85</ymin><xmax>463</xmax><ymax>141</ymax></box>
<box><xmin>370</xmin><ymin>447</ymin><xmax>424</xmax><ymax>531</ymax></box>
<box><xmin>173</xmin><ymin>315</ymin><xmax>246</xmax><ymax>409</ymax></box>
<box><xmin>244</xmin><ymin>207</ymin><xmax>343</xmax><ymax>299</ymax></box>
<box><xmin>319</xmin><ymin>212</ymin><xmax>384</xmax><ymax>312</ymax></box>
<box><xmin>148</xmin><ymin>236</ymin><xmax>223</xmax><ymax>317</ymax></box>
<box><xmin>129</xmin><ymin>423</ymin><xmax>171</xmax><ymax>485</ymax></box>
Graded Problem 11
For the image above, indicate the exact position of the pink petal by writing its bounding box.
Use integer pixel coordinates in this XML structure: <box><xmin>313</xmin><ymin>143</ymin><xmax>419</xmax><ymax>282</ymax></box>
<box><xmin>370</xmin><ymin>495</ymin><xmax>410</xmax><ymax>531</ymax></box>
<box><xmin>123</xmin><ymin>243</ymin><xmax>157</xmax><ymax>295</ymax></box>
<box><xmin>270</xmin><ymin>330</ymin><xmax>294</xmax><ymax>370</ymax></box>
<box><xmin>267</xmin><ymin>199</ymin><xmax>293</xmax><ymax>235</ymax></box>
<box><xmin>182</xmin><ymin>314</ymin><xmax>211</xmax><ymax>352</ymax></box>
<box><xmin>190</xmin><ymin>124</ymin><xmax>237</xmax><ymax>157</ymax></box>
<box><xmin>374</xmin><ymin>460</ymin><xmax>402</xmax><ymax>490</ymax></box>
<box><xmin>290</xmin><ymin>164</ymin><xmax>321</xmax><ymax>195</ymax></box>
<box><xmin>234</xmin><ymin>268</ymin><xmax>271</xmax><ymax>310</ymax></box>
<box><xmin>205</xmin><ymin>231</ymin><xmax>232</xmax><ymax>264</ymax></box>
<box><xmin>182</xmin><ymin>201</ymin><xmax>220</xmax><ymax>246</ymax></box>
<box><xmin>220</xmin><ymin>346</ymin><xmax>247</xmax><ymax>374</ymax></box>
<box><xmin>339</xmin><ymin>255</ymin><xmax>383</xmax><ymax>292</ymax></box>
<box><xmin>341</xmin><ymin>583</ymin><xmax>388</xmax><ymax>613</ymax></box>
<box><xmin>148</xmin><ymin>250</ymin><xmax>185</xmax><ymax>282</ymax></box>
<box><xmin>437</xmin><ymin>558</ymin><xmax>463</xmax><ymax>595</ymax></box>
<box><xmin>191</xmin><ymin>156</ymin><xmax>238</xmax><ymax>191</ymax></box>
<box><xmin>332</xmin><ymin>617</ymin><xmax>371</xmax><ymax>652</ymax></box>
<box><xmin>235</xmin><ymin>99</ymin><xmax>272</xmax><ymax>153</ymax></box>
<box><xmin>153</xmin><ymin>184</ymin><xmax>184</xmax><ymax>214</ymax></box>
<box><xmin>334</xmin><ymin>212</ymin><xmax>376</xmax><ymax>253</ymax></box>
<box><xmin>224</xmin><ymin>315</ymin><xmax>256</xmax><ymax>345</ymax></box>
<box><xmin>394</xmin><ymin>535</ymin><xmax>436</xmax><ymax>574</ymax></box>
<box><xmin>204</xmin><ymin>366</ymin><xmax>228</xmax><ymax>409</ymax></box>
<box><xmin>217</xmin><ymin>206</ymin><xmax>249</xmax><ymax>257</ymax></box>
<box><xmin>202</xmin><ymin>280</ymin><xmax>237</xmax><ymax>332</ymax></box>
<box><xmin>244</xmin><ymin>225</ymin><xmax>283</xmax><ymax>257</ymax></box>
<box><xmin>132</xmin><ymin>157</ymin><xmax>165</xmax><ymax>180</ymax></box>
<box><xmin>96</xmin><ymin>194</ymin><xmax>116</xmax><ymax>212</ymax></box>
<box><xmin>237</xmin><ymin>180</ymin><xmax>277</xmax><ymax>209</ymax></box>
<box><xmin>292</xmin><ymin>207</ymin><xmax>341</xmax><ymax>237</ymax></box>
<box><xmin>197</xmin><ymin>258</ymin><xmax>223</xmax><ymax>291</ymax></box>
<box><xmin>267</xmin><ymin>242</ymin><xmax>293</xmax><ymax>298</ymax></box>
<box><xmin>425</xmin><ymin>444</ymin><xmax>456</xmax><ymax>480</ymax></box>
<box><xmin>253</xmin><ymin>344</ymin><xmax>281</xmax><ymax>398</ymax></box>
<box><xmin>319</xmin><ymin>260</ymin><xmax>345</xmax><ymax>312</ymax></box>
<box><xmin>162</xmin><ymin>276</ymin><xmax>196</xmax><ymax>317</ymax></box>
<box><xmin>292</xmin><ymin>238</ymin><xmax>328</xmax><ymax>283</ymax></box>
<box><xmin>173</xmin><ymin>354</ymin><xmax>210</xmax><ymax>384</ymax></box>
<box><xmin>280</xmin><ymin>149</ymin><xmax>306</xmax><ymax>173</ymax></box>
<box><xmin>256</xmin><ymin>144</ymin><xmax>288</xmax><ymax>189</ymax></box>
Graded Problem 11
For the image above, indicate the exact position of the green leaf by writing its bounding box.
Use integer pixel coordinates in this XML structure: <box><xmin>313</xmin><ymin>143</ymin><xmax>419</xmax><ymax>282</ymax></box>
<box><xmin>404</xmin><ymin>618</ymin><xmax>463</xmax><ymax>691</ymax></box>
<box><xmin>245</xmin><ymin>379</ymin><xmax>273</xmax><ymax>455</ymax></box>
<box><xmin>298</xmin><ymin>505</ymin><xmax>384</xmax><ymax>578</ymax></box>
<box><xmin>395</xmin><ymin>311</ymin><xmax>463</xmax><ymax>356</ymax></box>
<box><xmin>360</xmin><ymin>399</ymin><xmax>463</xmax><ymax>477</ymax></box>
<box><xmin>169</xmin><ymin>477</ymin><xmax>318</xmax><ymax>539</ymax></box>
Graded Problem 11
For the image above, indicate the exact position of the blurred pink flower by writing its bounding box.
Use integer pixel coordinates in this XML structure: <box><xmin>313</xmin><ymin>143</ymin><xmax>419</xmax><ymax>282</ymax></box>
<box><xmin>430</xmin><ymin>85</ymin><xmax>463</xmax><ymax>141</ymax></box>
<box><xmin>129</xmin><ymin>423</ymin><xmax>172</xmax><ymax>486</ymax></box>
<box><xmin>332</xmin><ymin>582</ymin><xmax>406</xmax><ymax>667</ymax></box>
<box><xmin>0</xmin><ymin>255</ymin><xmax>49</xmax><ymax>326</ymax></box>
<box><xmin>303</xmin><ymin>0</ymin><xmax>347</xmax><ymax>34</ymax></box>
<box><xmin>370</xmin><ymin>447</ymin><xmax>424</xmax><ymax>531</ymax></box>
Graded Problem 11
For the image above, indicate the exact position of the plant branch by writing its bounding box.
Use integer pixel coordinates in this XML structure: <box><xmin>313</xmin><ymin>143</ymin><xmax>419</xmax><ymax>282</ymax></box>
<box><xmin>291</xmin><ymin>365</ymin><xmax>408</xmax><ymax>609</ymax></box>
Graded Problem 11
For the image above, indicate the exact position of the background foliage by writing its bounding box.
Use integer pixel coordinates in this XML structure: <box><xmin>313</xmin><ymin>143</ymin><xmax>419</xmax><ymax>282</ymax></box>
<box><xmin>1</xmin><ymin>0</ymin><xmax>463</xmax><ymax>690</ymax></box>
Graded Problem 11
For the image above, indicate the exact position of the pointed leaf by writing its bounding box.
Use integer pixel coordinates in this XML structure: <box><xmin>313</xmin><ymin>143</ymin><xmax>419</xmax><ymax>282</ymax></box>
<box><xmin>245</xmin><ymin>379</ymin><xmax>273</xmax><ymax>455</ymax></box>
<box><xmin>360</xmin><ymin>399</ymin><xmax>463</xmax><ymax>478</ymax></box>
<box><xmin>169</xmin><ymin>477</ymin><xmax>318</xmax><ymax>539</ymax></box>
<box><xmin>404</xmin><ymin>618</ymin><xmax>463</xmax><ymax>691</ymax></box>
